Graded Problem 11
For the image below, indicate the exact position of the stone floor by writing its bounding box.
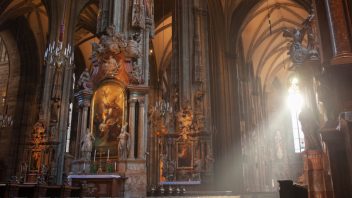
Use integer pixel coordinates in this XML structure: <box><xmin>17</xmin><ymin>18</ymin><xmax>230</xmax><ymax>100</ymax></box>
<box><xmin>148</xmin><ymin>192</ymin><xmax>278</xmax><ymax>198</ymax></box>
<box><xmin>149</xmin><ymin>196</ymin><xmax>240</xmax><ymax>198</ymax></box>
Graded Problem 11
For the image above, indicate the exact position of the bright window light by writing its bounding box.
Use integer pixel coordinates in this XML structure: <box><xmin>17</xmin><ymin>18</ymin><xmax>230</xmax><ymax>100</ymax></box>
<box><xmin>287</xmin><ymin>77</ymin><xmax>305</xmax><ymax>153</ymax></box>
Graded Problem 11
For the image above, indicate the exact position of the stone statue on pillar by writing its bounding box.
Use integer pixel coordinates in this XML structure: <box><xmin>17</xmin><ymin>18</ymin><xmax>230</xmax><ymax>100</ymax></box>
<box><xmin>51</xmin><ymin>55</ymin><xmax>64</xmax><ymax>101</ymax></box>
<box><xmin>299</xmin><ymin>107</ymin><xmax>322</xmax><ymax>150</ymax></box>
<box><xmin>77</xmin><ymin>68</ymin><xmax>92</xmax><ymax>91</ymax></box>
<box><xmin>118</xmin><ymin>122</ymin><xmax>130</xmax><ymax>159</ymax></box>
<box><xmin>81</xmin><ymin>131</ymin><xmax>95</xmax><ymax>161</ymax></box>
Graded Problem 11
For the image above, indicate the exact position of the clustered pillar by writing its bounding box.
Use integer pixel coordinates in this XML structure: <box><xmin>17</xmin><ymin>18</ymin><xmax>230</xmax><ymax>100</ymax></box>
<box><xmin>74</xmin><ymin>89</ymin><xmax>92</xmax><ymax>160</ymax></box>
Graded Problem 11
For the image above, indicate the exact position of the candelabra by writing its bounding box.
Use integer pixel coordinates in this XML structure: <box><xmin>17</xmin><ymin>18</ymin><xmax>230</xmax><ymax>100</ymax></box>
<box><xmin>44</xmin><ymin>41</ymin><xmax>74</xmax><ymax>67</ymax></box>
<box><xmin>150</xmin><ymin>98</ymin><xmax>173</xmax><ymax>137</ymax></box>
<box><xmin>154</xmin><ymin>99</ymin><xmax>172</xmax><ymax>117</ymax></box>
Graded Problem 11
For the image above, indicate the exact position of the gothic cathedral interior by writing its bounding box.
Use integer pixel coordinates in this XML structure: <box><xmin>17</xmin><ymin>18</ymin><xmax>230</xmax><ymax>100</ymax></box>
<box><xmin>1</xmin><ymin>0</ymin><xmax>352</xmax><ymax>197</ymax></box>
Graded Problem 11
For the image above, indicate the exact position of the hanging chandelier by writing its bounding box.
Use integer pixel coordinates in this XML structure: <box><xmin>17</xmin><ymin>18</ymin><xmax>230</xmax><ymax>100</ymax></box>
<box><xmin>44</xmin><ymin>41</ymin><xmax>74</xmax><ymax>67</ymax></box>
<box><xmin>154</xmin><ymin>98</ymin><xmax>172</xmax><ymax>117</ymax></box>
<box><xmin>44</xmin><ymin>0</ymin><xmax>73</xmax><ymax>69</ymax></box>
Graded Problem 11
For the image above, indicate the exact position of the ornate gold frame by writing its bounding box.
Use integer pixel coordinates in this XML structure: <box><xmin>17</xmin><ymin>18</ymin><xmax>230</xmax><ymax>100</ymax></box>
<box><xmin>90</xmin><ymin>79</ymin><xmax>127</xmax><ymax>149</ymax></box>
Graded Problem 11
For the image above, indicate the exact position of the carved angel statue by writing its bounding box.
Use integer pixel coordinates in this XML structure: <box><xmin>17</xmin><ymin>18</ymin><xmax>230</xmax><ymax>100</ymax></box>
<box><xmin>118</xmin><ymin>122</ymin><xmax>130</xmax><ymax>159</ymax></box>
<box><xmin>176</xmin><ymin>103</ymin><xmax>194</xmax><ymax>140</ymax></box>
<box><xmin>102</xmin><ymin>56</ymin><xmax>120</xmax><ymax>77</ymax></box>
<box><xmin>81</xmin><ymin>131</ymin><xmax>95</xmax><ymax>160</ymax></box>
<box><xmin>177</xmin><ymin>103</ymin><xmax>193</xmax><ymax>129</ymax></box>
<box><xmin>125</xmin><ymin>33</ymin><xmax>141</xmax><ymax>59</ymax></box>
<box><xmin>77</xmin><ymin>68</ymin><xmax>92</xmax><ymax>91</ymax></box>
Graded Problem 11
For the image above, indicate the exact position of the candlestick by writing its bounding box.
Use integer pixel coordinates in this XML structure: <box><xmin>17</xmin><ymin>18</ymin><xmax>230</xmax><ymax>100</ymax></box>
<box><xmin>107</xmin><ymin>149</ymin><xmax>110</xmax><ymax>160</ymax></box>
<box><xmin>94</xmin><ymin>150</ymin><xmax>96</xmax><ymax>162</ymax></box>
<box><xmin>83</xmin><ymin>162</ymin><xmax>86</xmax><ymax>172</ymax></box>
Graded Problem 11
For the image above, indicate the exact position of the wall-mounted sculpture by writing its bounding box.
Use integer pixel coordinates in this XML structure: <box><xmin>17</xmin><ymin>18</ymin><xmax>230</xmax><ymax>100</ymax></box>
<box><xmin>283</xmin><ymin>13</ymin><xmax>319</xmax><ymax>66</ymax></box>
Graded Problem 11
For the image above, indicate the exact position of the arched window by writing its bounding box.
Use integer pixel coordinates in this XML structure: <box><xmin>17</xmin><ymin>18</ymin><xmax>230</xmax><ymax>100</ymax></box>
<box><xmin>287</xmin><ymin>77</ymin><xmax>305</xmax><ymax>153</ymax></box>
<box><xmin>0</xmin><ymin>35</ymin><xmax>12</xmax><ymax>128</ymax></box>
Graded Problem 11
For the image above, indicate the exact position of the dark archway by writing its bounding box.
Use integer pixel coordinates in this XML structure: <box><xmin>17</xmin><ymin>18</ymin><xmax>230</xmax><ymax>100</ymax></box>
<box><xmin>0</xmin><ymin>17</ymin><xmax>41</xmax><ymax>182</ymax></box>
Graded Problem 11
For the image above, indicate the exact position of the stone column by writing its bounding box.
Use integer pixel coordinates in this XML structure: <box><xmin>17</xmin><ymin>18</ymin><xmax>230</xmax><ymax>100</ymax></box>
<box><xmin>144</xmin><ymin>18</ymin><xmax>153</xmax><ymax>85</ymax></box>
<box><xmin>128</xmin><ymin>98</ymin><xmax>137</xmax><ymax>159</ymax></box>
<box><xmin>137</xmin><ymin>97</ymin><xmax>145</xmax><ymax>159</ymax></box>
<box><xmin>55</xmin><ymin>61</ymin><xmax>74</xmax><ymax>184</ymax></box>
<box><xmin>173</xmin><ymin>0</ymin><xmax>193</xmax><ymax>102</ymax></box>
<box><xmin>97</xmin><ymin>0</ymin><xmax>126</xmax><ymax>34</ymax></box>
<box><xmin>324</xmin><ymin>0</ymin><xmax>352</xmax><ymax>65</ymax></box>
<box><xmin>74</xmin><ymin>109</ymin><xmax>82</xmax><ymax>159</ymax></box>
<box><xmin>75</xmin><ymin>90</ymin><xmax>93</xmax><ymax>159</ymax></box>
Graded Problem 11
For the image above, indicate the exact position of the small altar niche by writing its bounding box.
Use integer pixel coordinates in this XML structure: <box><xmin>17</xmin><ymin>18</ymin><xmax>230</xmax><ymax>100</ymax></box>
<box><xmin>90</xmin><ymin>81</ymin><xmax>126</xmax><ymax>171</ymax></box>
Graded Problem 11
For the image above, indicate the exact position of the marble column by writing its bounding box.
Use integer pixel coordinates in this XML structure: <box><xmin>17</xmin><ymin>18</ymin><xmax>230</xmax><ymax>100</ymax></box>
<box><xmin>137</xmin><ymin>98</ymin><xmax>146</xmax><ymax>159</ymax></box>
<box><xmin>128</xmin><ymin>98</ymin><xmax>137</xmax><ymax>159</ymax></box>
<box><xmin>324</xmin><ymin>0</ymin><xmax>352</xmax><ymax>65</ymax></box>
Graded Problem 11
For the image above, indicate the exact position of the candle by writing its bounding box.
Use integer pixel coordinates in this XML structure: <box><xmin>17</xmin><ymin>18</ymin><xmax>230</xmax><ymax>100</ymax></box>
<box><xmin>83</xmin><ymin>162</ymin><xmax>86</xmax><ymax>171</ymax></box>
<box><xmin>94</xmin><ymin>150</ymin><xmax>96</xmax><ymax>162</ymax></box>
<box><xmin>107</xmin><ymin>149</ymin><xmax>110</xmax><ymax>160</ymax></box>
<box><xmin>114</xmin><ymin>162</ymin><xmax>117</xmax><ymax>172</ymax></box>
<box><xmin>272</xmin><ymin>179</ymin><xmax>275</xmax><ymax>188</ymax></box>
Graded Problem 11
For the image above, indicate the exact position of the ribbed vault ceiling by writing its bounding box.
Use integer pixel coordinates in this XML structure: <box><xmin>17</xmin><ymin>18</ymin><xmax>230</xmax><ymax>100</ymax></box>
<box><xmin>74</xmin><ymin>0</ymin><xmax>98</xmax><ymax>43</ymax></box>
<box><xmin>152</xmin><ymin>16</ymin><xmax>172</xmax><ymax>76</ymax></box>
<box><xmin>241</xmin><ymin>0</ymin><xmax>308</xmax><ymax>91</ymax></box>
<box><xmin>0</xmin><ymin>0</ymin><xmax>48</xmax><ymax>53</ymax></box>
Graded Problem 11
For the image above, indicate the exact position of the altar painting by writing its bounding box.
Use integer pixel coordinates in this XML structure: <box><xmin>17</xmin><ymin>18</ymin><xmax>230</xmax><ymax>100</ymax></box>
<box><xmin>176</xmin><ymin>142</ymin><xmax>193</xmax><ymax>169</ymax></box>
<box><xmin>91</xmin><ymin>83</ymin><xmax>125</xmax><ymax>148</ymax></box>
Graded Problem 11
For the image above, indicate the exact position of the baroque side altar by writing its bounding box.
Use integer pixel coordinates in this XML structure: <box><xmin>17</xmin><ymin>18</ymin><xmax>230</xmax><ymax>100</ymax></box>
<box><xmin>70</xmin><ymin>25</ymin><xmax>149</xmax><ymax>197</ymax></box>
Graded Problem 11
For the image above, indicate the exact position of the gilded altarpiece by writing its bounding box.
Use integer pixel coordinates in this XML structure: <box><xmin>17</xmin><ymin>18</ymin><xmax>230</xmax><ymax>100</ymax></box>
<box><xmin>150</xmin><ymin>103</ymin><xmax>213</xmax><ymax>186</ymax></box>
<box><xmin>91</xmin><ymin>82</ymin><xmax>126</xmax><ymax>159</ymax></box>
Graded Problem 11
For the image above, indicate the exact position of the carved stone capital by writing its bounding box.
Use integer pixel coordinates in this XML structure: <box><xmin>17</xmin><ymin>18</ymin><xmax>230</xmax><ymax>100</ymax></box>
<box><xmin>129</xmin><ymin>98</ymin><xmax>138</xmax><ymax>104</ymax></box>
<box><xmin>74</xmin><ymin>89</ymin><xmax>93</xmax><ymax>108</ymax></box>
<box><xmin>137</xmin><ymin>97</ymin><xmax>145</xmax><ymax>105</ymax></box>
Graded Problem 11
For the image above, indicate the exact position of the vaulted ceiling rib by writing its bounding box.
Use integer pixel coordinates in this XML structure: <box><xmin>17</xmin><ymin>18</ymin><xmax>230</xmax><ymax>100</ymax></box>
<box><xmin>241</xmin><ymin>0</ymin><xmax>309</xmax><ymax>91</ymax></box>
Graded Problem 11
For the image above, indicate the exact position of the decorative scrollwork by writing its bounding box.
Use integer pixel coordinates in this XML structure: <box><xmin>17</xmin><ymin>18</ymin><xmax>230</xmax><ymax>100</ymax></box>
<box><xmin>91</xmin><ymin>25</ymin><xmax>143</xmax><ymax>85</ymax></box>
